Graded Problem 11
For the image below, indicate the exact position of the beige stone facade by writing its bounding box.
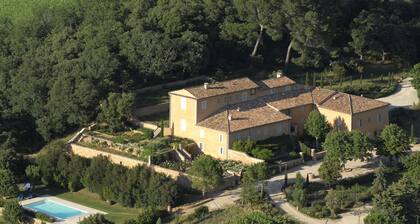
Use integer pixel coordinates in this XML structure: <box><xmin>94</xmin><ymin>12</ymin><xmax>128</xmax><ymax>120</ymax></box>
<box><xmin>168</xmin><ymin>76</ymin><xmax>389</xmax><ymax>162</ymax></box>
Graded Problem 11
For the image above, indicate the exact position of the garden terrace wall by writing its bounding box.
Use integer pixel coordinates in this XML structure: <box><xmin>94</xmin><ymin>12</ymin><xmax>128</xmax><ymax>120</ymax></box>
<box><xmin>227</xmin><ymin>149</ymin><xmax>264</xmax><ymax>165</ymax></box>
<box><xmin>70</xmin><ymin>144</ymin><xmax>192</xmax><ymax>187</ymax></box>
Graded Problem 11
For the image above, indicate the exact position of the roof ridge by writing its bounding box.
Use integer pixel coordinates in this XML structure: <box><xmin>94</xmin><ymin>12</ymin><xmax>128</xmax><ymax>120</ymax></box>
<box><xmin>318</xmin><ymin>88</ymin><xmax>337</xmax><ymax>105</ymax></box>
<box><xmin>260</xmin><ymin>98</ymin><xmax>280</xmax><ymax>112</ymax></box>
<box><xmin>226</xmin><ymin>109</ymin><xmax>231</xmax><ymax>133</ymax></box>
<box><xmin>348</xmin><ymin>94</ymin><xmax>354</xmax><ymax>114</ymax></box>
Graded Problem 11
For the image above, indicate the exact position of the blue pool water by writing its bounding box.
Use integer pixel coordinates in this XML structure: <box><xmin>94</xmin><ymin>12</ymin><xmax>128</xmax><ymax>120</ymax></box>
<box><xmin>23</xmin><ymin>199</ymin><xmax>86</xmax><ymax>220</ymax></box>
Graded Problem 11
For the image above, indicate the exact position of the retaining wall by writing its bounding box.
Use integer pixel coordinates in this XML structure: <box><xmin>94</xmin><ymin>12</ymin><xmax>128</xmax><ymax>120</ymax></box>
<box><xmin>139</xmin><ymin>122</ymin><xmax>159</xmax><ymax>130</ymax></box>
<box><xmin>227</xmin><ymin>149</ymin><xmax>264</xmax><ymax>165</ymax></box>
<box><xmin>277</xmin><ymin>158</ymin><xmax>305</xmax><ymax>173</ymax></box>
<box><xmin>70</xmin><ymin>144</ymin><xmax>191</xmax><ymax>187</ymax></box>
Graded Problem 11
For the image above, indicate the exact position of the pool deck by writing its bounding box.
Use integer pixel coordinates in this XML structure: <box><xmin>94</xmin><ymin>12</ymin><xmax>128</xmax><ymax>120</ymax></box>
<box><xmin>20</xmin><ymin>196</ymin><xmax>106</xmax><ymax>224</ymax></box>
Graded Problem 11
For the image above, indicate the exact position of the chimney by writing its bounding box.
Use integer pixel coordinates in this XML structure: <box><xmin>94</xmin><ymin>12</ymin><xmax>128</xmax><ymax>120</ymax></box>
<box><xmin>228</xmin><ymin>114</ymin><xmax>232</xmax><ymax>121</ymax></box>
<box><xmin>204</xmin><ymin>82</ymin><xmax>209</xmax><ymax>89</ymax></box>
<box><xmin>237</xmin><ymin>107</ymin><xmax>241</xmax><ymax>112</ymax></box>
<box><xmin>360</xmin><ymin>94</ymin><xmax>363</xmax><ymax>97</ymax></box>
<box><xmin>276</xmin><ymin>71</ymin><xmax>283</xmax><ymax>78</ymax></box>
<box><xmin>333</xmin><ymin>96</ymin><xmax>337</xmax><ymax>100</ymax></box>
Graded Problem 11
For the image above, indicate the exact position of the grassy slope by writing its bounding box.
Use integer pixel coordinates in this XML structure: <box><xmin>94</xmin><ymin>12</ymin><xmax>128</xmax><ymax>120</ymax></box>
<box><xmin>34</xmin><ymin>187</ymin><xmax>141</xmax><ymax>223</ymax></box>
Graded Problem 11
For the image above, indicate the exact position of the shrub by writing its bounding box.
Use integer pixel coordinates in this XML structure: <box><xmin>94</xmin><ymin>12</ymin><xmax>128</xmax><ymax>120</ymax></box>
<box><xmin>299</xmin><ymin>142</ymin><xmax>312</xmax><ymax>160</ymax></box>
<box><xmin>288</xmin><ymin>151</ymin><xmax>299</xmax><ymax>160</ymax></box>
<box><xmin>193</xmin><ymin>206</ymin><xmax>209</xmax><ymax>220</ymax></box>
<box><xmin>251</xmin><ymin>147</ymin><xmax>274</xmax><ymax>160</ymax></box>
<box><xmin>232</xmin><ymin>138</ymin><xmax>255</xmax><ymax>154</ymax></box>
<box><xmin>35</xmin><ymin>212</ymin><xmax>55</xmax><ymax>222</ymax></box>
<box><xmin>79</xmin><ymin>214</ymin><xmax>114</xmax><ymax>224</ymax></box>
<box><xmin>3</xmin><ymin>200</ymin><xmax>26</xmax><ymax>224</ymax></box>
<box><xmin>136</xmin><ymin>207</ymin><xmax>159</xmax><ymax>224</ymax></box>
<box><xmin>143</xmin><ymin>129</ymin><xmax>154</xmax><ymax>140</ymax></box>
<box><xmin>301</xmin><ymin>202</ymin><xmax>330</xmax><ymax>218</ymax></box>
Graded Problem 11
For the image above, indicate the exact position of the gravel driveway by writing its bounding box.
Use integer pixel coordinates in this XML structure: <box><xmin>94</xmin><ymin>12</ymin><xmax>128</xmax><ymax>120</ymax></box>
<box><xmin>377</xmin><ymin>77</ymin><xmax>419</xmax><ymax>108</ymax></box>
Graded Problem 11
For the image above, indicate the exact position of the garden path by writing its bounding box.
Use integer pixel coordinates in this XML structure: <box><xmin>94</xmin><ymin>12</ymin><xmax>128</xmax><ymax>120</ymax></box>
<box><xmin>174</xmin><ymin>146</ymin><xmax>420</xmax><ymax>223</ymax></box>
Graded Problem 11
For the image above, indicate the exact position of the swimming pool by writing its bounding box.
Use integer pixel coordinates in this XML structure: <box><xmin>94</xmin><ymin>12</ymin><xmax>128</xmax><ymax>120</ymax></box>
<box><xmin>23</xmin><ymin>199</ymin><xmax>87</xmax><ymax>220</ymax></box>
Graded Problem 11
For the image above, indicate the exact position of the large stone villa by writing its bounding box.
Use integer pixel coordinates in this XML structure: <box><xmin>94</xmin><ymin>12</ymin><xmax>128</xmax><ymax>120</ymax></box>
<box><xmin>168</xmin><ymin>74</ymin><xmax>389</xmax><ymax>161</ymax></box>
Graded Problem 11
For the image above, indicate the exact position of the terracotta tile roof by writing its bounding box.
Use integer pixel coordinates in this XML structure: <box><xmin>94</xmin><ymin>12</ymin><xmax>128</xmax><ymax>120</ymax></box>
<box><xmin>311</xmin><ymin>88</ymin><xmax>336</xmax><ymax>105</ymax></box>
<box><xmin>185</xmin><ymin>77</ymin><xmax>258</xmax><ymax>99</ymax></box>
<box><xmin>260</xmin><ymin>76</ymin><xmax>296</xmax><ymax>89</ymax></box>
<box><xmin>318</xmin><ymin>92</ymin><xmax>353</xmax><ymax>114</ymax></box>
<box><xmin>264</xmin><ymin>90</ymin><xmax>313</xmax><ymax>111</ymax></box>
<box><xmin>197</xmin><ymin>100</ymin><xmax>291</xmax><ymax>132</ymax></box>
<box><xmin>318</xmin><ymin>92</ymin><xmax>389</xmax><ymax>114</ymax></box>
<box><xmin>347</xmin><ymin>94</ymin><xmax>389</xmax><ymax>114</ymax></box>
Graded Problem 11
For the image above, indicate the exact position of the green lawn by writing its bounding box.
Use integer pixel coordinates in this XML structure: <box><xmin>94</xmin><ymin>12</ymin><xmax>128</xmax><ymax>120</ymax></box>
<box><xmin>0</xmin><ymin>216</ymin><xmax>5</xmax><ymax>224</ymax></box>
<box><xmin>34</xmin><ymin>187</ymin><xmax>141</xmax><ymax>223</ymax></box>
<box><xmin>288</xmin><ymin>63</ymin><xmax>407</xmax><ymax>99</ymax></box>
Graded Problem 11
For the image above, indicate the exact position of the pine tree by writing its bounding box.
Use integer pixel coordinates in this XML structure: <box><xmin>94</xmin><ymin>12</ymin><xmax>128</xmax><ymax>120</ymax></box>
<box><xmin>371</xmin><ymin>161</ymin><xmax>387</xmax><ymax>196</ymax></box>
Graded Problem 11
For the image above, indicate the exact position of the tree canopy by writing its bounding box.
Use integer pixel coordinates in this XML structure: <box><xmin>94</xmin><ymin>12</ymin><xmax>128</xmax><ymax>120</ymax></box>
<box><xmin>189</xmin><ymin>155</ymin><xmax>223</xmax><ymax>196</ymax></box>
<box><xmin>1</xmin><ymin>0</ymin><xmax>420</xmax><ymax>149</ymax></box>
<box><xmin>304</xmin><ymin>110</ymin><xmax>331</xmax><ymax>148</ymax></box>
<box><xmin>379</xmin><ymin>124</ymin><xmax>410</xmax><ymax>160</ymax></box>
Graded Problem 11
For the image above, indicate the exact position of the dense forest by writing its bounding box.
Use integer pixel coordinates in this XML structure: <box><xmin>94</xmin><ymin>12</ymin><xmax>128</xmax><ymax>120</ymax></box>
<box><xmin>1</xmin><ymin>0</ymin><xmax>420</xmax><ymax>151</ymax></box>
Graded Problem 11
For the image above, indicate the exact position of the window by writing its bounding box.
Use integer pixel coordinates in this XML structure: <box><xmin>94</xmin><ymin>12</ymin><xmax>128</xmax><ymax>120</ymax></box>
<box><xmin>368</xmin><ymin>117</ymin><xmax>371</xmax><ymax>123</ymax></box>
<box><xmin>359</xmin><ymin>119</ymin><xmax>363</xmax><ymax>127</ymax></box>
<box><xmin>219</xmin><ymin>134</ymin><xmax>224</xmax><ymax>143</ymax></box>
<box><xmin>241</xmin><ymin>92</ymin><xmax>248</xmax><ymax>101</ymax></box>
<box><xmin>180</xmin><ymin>119</ymin><xmax>187</xmax><ymax>131</ymax></box>
<box><xmin>200</xmin><ymin>129</ymin><xmax>205</xmax><ymax>138</ymax></box>
<box><xmin>251</xmin><ymin>89</ymin><xmax>256</xmax><ymax>95</ymax></box>
<box><xmin>285</xmin><ymin>86</ymin><xmax>291</xmax><ymax>91</ymax></box>
<box><xmin>300</xmin><ymin>107</ymin><xmax>305</xmax><ymax>112</ymax></box>
<box><xmin>199</xmin><ymin>143</ymin><xmax>205</xmax><ymax>151</ymax></box>
<box><xmin>270</xmin><ymin>89</ymin><xmax>274</xmax><ymax>94</ymax></box>
<box><xmin>219</xmin><ymin>147</ymin><xmax>224</xmax><ymax>155</ymax></box>
<box><xmin>180</xmin><ymin>97</ymin><xmax>187</xmax><ymax>110</ymax></box>
<box><xmin>378</xmin><ymin>113</ymin><xmax>382</xmax><ymax>122</ymax></box>
<box><xmin>278</xmin><ymin>124</ymin><xmax>283</xmax><ymax>135</ymax></box>
<box><xmin>201</xmin><ymin>100</ymin><xmax>207</xmax><ymax>110</ymax></box>
<box><xmin>336</xmin><ymin>119</ymin><xmax>343</xmax><ymax>127</ymax></box>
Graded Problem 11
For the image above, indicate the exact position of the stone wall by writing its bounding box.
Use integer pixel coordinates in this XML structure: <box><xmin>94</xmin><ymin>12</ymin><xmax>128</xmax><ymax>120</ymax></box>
<box><xmin>139</xmin><ymin>122</ymin><xmax>159</xmax><ymax>130</ymax></box>
<box><xmin>277</xmin><ymin>158</ymin><xmax>304</xmax><ymax>172</ymax></box>
<box><xmin>227</xmin><ymin>149</ymin><xmax>264</xmax><ymax>165</ymax></box>
<box><xmin>312</xmin><ymin>151</ymin><xmax>326</xmax><ymax>160</ymax></box>
<box><xmin>70</xmin><ymin>144</ymin><xmax>191</xmax><ymax>187</ymax></box>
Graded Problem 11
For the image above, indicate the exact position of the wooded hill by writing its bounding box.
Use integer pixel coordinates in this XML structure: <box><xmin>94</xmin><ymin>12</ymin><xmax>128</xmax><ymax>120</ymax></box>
<box><xmin>1</xmin><ymin>0</ymin><xmax>420</xmax><ymax>151</ymax></box>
